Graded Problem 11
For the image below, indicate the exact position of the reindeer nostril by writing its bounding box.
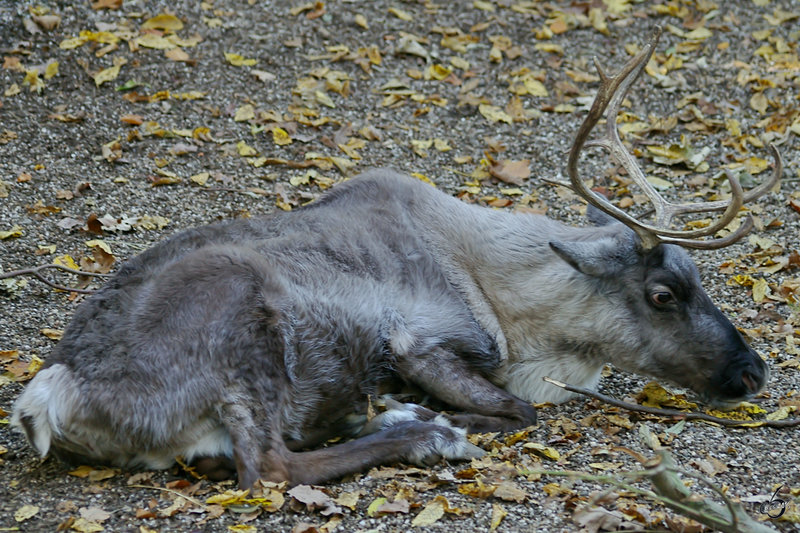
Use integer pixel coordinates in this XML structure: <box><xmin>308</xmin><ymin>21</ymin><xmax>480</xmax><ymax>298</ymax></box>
<box><xmin>741</xmin><ymin>372</ymin><xmax>759</xmax><ymax>395</ymax></box>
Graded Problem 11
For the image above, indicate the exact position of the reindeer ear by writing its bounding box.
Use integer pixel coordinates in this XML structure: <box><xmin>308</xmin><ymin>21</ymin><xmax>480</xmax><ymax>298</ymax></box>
<box><xmin>548</xmin><ymin>239</ymin><xmax>627</xmax><ymax>278</ymax></box>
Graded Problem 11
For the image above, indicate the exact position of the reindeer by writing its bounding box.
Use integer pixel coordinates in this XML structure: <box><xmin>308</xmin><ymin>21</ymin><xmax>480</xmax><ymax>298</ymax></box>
<box><xmin>12</xmin><ymin>28</ymin><xmax>781</xmax><ymax>488</ymax></box>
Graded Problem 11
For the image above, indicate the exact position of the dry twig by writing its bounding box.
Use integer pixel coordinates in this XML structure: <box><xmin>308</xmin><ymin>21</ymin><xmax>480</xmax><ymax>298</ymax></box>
<box><xmin>543</xmin><ymin>377</ymin><xmax>800</xmax><ymax>428</ymax></box>
<box><xmin>0</xmin><ymin>264</ymin><xmax>110</xmax><ymax>294</ymax></box>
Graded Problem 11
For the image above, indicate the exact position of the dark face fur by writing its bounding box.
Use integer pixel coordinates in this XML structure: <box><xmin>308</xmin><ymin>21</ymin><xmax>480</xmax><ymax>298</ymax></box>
<box><xmin>632</xmin><ymin>244</ymin><xmax>768</xmax><ymax>405</ymax></box>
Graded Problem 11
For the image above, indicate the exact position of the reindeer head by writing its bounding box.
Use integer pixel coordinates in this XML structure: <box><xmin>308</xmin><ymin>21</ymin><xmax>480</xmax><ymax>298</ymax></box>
<box><xmin>552</xmin><ymin>26</ymin><xmax>781</xmax><ymax>407</ymax></box>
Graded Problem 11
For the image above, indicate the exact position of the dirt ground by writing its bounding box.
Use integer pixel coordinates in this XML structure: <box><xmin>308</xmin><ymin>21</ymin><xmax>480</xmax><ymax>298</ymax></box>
<box><xmin>1</xmin><ymin>0</ymin><xmax>799</xmax><ymax>531</ymax></box>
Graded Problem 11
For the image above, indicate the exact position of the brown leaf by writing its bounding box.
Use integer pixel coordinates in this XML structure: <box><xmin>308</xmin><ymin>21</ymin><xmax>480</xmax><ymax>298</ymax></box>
<box><xmin>91</xmin><ymin>0</ymin><xmax>121</xmax><ymax>9</ymax></box>
<box><xmin>376</xmin><ymin>498</ymin><xmax>410</xmax><ymax>515</ymax></box>
<box><xmin>287</xmin><ymin>485</ymin><xmax>342</xmax><ymax>516</ymax></box>
<box><xmin>489</xmin><ymin>159</ymin><xmax>531</xmax><ymax>185</ymax></box>
<box><xmin>492</xmin><ymin>481</ymin><xmax>528</xmax><ymax>503</ymax></box>
<box><xmin>79</xmin><ymin>506</ymin><xmax>111</xmax><ymax>523</ymax></box>
<box><xmin>120</xmin><ymin>114</ymin><xmax>143</xmax><ymax>125</ymax></box>
<box><xmin>573</xmin><ymin>506</ymin><xmax>635</xmax><ymax>533</ymax></box>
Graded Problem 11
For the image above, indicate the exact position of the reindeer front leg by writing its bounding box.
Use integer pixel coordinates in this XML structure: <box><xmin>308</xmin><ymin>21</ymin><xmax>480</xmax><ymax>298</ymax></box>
<box><xmin>391</xmin><ymin>346</ymin><xmax>537</xmax><ymax>433</ymax></box>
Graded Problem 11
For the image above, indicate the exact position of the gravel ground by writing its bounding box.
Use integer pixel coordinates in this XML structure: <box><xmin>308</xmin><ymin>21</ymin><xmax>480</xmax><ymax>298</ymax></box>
<box><xmin>1</xmin><ymin>0</ymin><xmax>799</xmax><ymax>531</ymax></box>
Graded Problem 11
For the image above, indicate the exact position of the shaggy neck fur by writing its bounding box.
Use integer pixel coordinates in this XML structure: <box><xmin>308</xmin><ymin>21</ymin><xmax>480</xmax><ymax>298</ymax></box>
<box><xmin>413</xmin><ymin>197</ymin><xmax>627</xmax><ymax>403</ymax></box>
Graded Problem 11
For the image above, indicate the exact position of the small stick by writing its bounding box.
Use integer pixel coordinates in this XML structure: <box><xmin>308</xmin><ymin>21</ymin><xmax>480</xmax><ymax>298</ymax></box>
<box><xmin>542</xmin><ymin>377</ymin><xmax>800</xmax><ymax>428</ymax></box>
<box><xmin>128</xmin><ymin>484</ymin><xmax>207</xmax><ymax>509</ymax></box>
<box><xmin>0</xmin><ymin>264</ymin><xmax>110</xmax><ymax>294</ymax></box>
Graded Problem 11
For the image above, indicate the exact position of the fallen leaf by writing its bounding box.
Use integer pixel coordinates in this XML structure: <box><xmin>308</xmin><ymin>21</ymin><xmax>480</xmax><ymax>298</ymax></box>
<box><xmin>0</xmin><ymin>225</ymin><xmax>23</xmax><ymax>240</ymax></box>
<box><xmin>479</xmin><ymin>104</ymin><xmax>513</xmax><ymax>124</ymax></box>
<box><xmin>411</xmin><ymin>498</ymin><xmax>445</xmax><ymax>527</ymax></box>
<box><xmin>14</xmin><ymin>505</ymin><xmax>39</xmax><ymax>522</ymax></box>
<box><xmin>489</xmin><ymin>159</ymin><xmax>530</xmax><ymax>185</ymax></box>
<box><xmin>287</xmin><ymin>485</ymin><xmax>342</xmax><ymax>516</ymax></box>
<box><xmin>141</xmin><ymin>13</ymin><xmax>184</xmax><ymax>32</ymax></box>
<box><xmin>490</xmin><ymin>503</ymin><xmax>507</xmax><ymax>531</ymax></box>
<box><xmin>94</xmin><ymin>59</ymin><xmax>127</xmax><ymax>87</ymax></box>
<box><xmin>225</xmin><ymin>53</ymin><xmax>257</xmax><ymax>67</ymax></box>
<box><xmin>40</xmin><ymin>328</ymin><xmax>63</xmax><ymax>340</ymax></box>
<box><xmin>234</xmin><ymin>104</ymin><xmax>255</xmax><ymax>122</ymax></box>
<box><xmin>273</xmin><ymin>128</ymin><xmax>292</xmax><ymax>146</ymax></box>
<box><xmin>79</xmin><ymin>507</ymin><xmax>111</xmax><ymax>522</ymax></box>
<box><xmin>388</xmin><ymin>7</ymin><xmax>413</xmax><ymax>21</ymax></box>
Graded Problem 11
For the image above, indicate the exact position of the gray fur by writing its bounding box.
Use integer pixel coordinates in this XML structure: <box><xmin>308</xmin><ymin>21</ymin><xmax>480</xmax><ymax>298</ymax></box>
<box><xmin>12</xmin><ymin>169</ymin><xmax>768</xmax><ymax>486</ymax></box>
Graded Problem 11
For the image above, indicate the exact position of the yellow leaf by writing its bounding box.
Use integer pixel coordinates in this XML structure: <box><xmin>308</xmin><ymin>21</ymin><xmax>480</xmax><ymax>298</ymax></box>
<box><xmin>366</xmin><ymin>497</ymin><xmax>387</xmax><ymax>517</ymax></box>
<box><xmin>225</xmin><ymin>53</ymin><xmax>257</xmax><ymax>67</ymax></box>
<box><xmin>684</xmin><ymin>27</ymin><xmax>712</xmax><ymax>40</ymax></box>
<box><xmin>752</xmin><ymin>278</ymin><xmax>770</xmax><ymax>303</ymax></box>
<box><xmin>190</xmin><ymin>172</ymin><xmax>210</xmax><ymax>186</ymax></box>
<box><xmin>588</xmin><ymin>8</ymin><xmax>609</xmax><ymax>35</ymax></box>
<box><xmin>750</xmin><ymin>92</ymin><xmax>768</xmax><ymax>114</ymax></box>
<box><xmin>522</xmin><ymin>442</ymin><xmax>560</xmax><ymax>460</ymax></box>
<box><xmin>167</xmin><ymin>34</ymin><xmax>202</xmax><ymax>48</ymax></box>
<box><xmin>23</xmin><ymin>70</ymin><xmax>44</xmax><ymax>92</ymax></box>
<box><xmin>728</xmin><ymin>274</ymin><xmax>755</xmax><ymax>287</ymax></box>
<box><xmin>478</xmin><ymin>104</ymin><xmax>512</xmax><ymax>124</ymax></box>
<box><xmin>234</xmin><ymin>104</ymin><xmax>255</xmax><ymax>122</ymax></box>
<box><xmin>40</xmin><ymin>328</ymin><xmax>64</xmax><ymax>340</ymax></box>
<box><xmin>534</xmin><ymin>43</ymin><xmax>565</xmax><ymax>55</ymax></box>
<box><xmin>44</xmin><ymin>61</ymin><xmax>59</xmax><ymax>79</ymax></box>
<box><xmin>388</xmin><ymin>7</ymin><xmax>412</xmax><ymax>21</ymax></box>
<box><xmin>450</xmin><ymin>56</ymin><xmax>470</xmax><ymax>70</ymax></box>
<box><xmin>0</xmin><ymin>225</ymin><xmax>23</xmax><ymax>240</ymax></box>
<box><xmin>236</xmin><ymin>141</ymin><xmax>258</xmax><ymax>157</ymax></box>
<box><xmin>411</xmin><ymin>498</ymin><xmax>445</xmax><ymax>527</ymax></box>
<box><xmin>427</xmin><ymin>63</ymin><xmax>453</xmax><ymax>81</ymax></box>
<box><xmin>93</xmin><ymin>64</ymin><xmax>122</xmax><ymax>87</ymax></box>
<box><xmin>85</xmin><ymin>239</ymin><xmax>112</xmax><ymax>255</ymax></box>
<box><xmin>71</xmin><ymin>518</ymin><xmax>104</xmax><ymax>533</ymax></box>
<box><xmin>766</xmin><ymin>405</ymin><xmax>796</xmax><ymax>421</ymax></box>
<box><xmin>14</xmin><ymin>504</ymin><xmax>39</xmax><ymax>522</ymax></box>
<box><xmin>410</xmin><ymin>172</ymin><xmax>435</xmax><ymax>186</ymax></box>
<box><xmin>354</xmin><ymin>14</ymin><xmax>368</xmax><ymax>29</ymax></box>
<box><xmin>60</xmin><ymin>35</ymin><xmax>87</xmax><ymax>49</ymax></box>
<box><xmin>141</xmin><ymin>13</ymin><xmax>184</xmax><ymax>32</ymax></box>
<box><xmin>53</xmin><ymin>254</ymin><xmax>79</xmax><ymax>270</ymax></box>
<box><xmin>272</xmin><ymin>128</ymin><xmax>292</xmax><ymax>146</ymax></box>
<box><xmin>602</xmin><ymin>0</ymin><xmax>631</xmax><ymax>14</ymax></box>
<box><xmin>725</xmin><ymin>118</ymin><xmax>741</xmax><ymax>136</ymax></box>
<box><xmin>135</xmin><ymin>33</ymin><xmax>175</xmax><ymax>49</ymax></box>
<box><xmin>646</xmin><ymin>176</ymin><xmax>674</xmax><ymax>190</ymax></box>
<box><xmin>4</xmin><ymin>83</ymin><xmax>21</xmax><ymax>96</ymax></box>
<box><xmin>743</xmin><ymin>157</ymin><xmax>769</xmax><ymax>175</ymax></box>
<box><xmin>206</xmin><ymin>489</ymin><xmax>251</xmax><ymax>506</ymax></box>
<box><xmin>314</xmin><ymin>89</ymin><xmax>335</xmax><ymax>108</ymax></box>
<box><xmin>334</xmin><ymin>491</ymin><xmax>361</xmax><ymax>510</ymax></box>
<box><xmin>66</xmin><ymin>466</ymin><xmax>92</xmax><ymax>478</ymax></box>
<box><xmin>227</xmin><ymin>525</ymin><xmax>257</xmax><ymax>533</ymax></box>
<box><xmin>433</xmin><ymin>138</ymin><xmax>451</xmax><ymax>152</ymax></box>
<box><xmin>490</xmin><ymin>503</ymin><xmax>507</xmax><ymax>531</ymax></box>
<box><xmin>165</xmin><ymin>48</ymin><xmax>190</xmax><ymax>61</ymax></box>
<box><xmin>637</xmin><ymin>382</ymin><xmax>698</xmax><ymax>410</ymax></box>
<box><xmin>173</xmin><ymin>91</ymin><xmax>206</xmax><ymax>100</ymax></box>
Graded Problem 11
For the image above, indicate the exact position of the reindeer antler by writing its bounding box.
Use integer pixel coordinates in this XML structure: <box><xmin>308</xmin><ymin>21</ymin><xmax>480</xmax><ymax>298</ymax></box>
<box><xmin>567</xmin><ymin>26</ymin><xmax>783</xmax><ymax>250</ymax></box>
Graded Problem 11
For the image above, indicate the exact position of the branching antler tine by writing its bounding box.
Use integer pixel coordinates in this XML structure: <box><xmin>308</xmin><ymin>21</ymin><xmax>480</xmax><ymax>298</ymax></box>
<box><xmin>568</xmin><ymin>27</ymin><xmax>664</xmax><ymax>250</ymax></box>
<box><xmin>654</xmin><ymin>144</ymin><xmax>783</xmax><ymax>216</ymax></box>
<box><xmin>658</xmin><ymin>169</ymin><xmax>745</xmax><ymax>239</ymax></box>
<box><xmin>567</xmin><ymin>26</ymin><xmax>781</xmax><ymax>251</ymax></box>
<box><xmin>660</xmin><ymin>214</ymin><xmax>755</xmax><ymax>250</ymax></box>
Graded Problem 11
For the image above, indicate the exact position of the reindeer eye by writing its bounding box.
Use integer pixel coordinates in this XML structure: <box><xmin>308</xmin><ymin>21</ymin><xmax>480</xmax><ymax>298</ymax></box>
<box><xmin>650</xmin><ymin>290</ymin><xmax>675</xmax><ymax>306</ymax></box>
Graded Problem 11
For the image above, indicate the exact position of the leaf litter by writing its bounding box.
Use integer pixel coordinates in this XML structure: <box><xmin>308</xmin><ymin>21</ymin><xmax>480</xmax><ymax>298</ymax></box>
<box><xmin>1</xmin><ymin>0</ymin><xmax>800</xmax><ymax>531</ymax></box>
